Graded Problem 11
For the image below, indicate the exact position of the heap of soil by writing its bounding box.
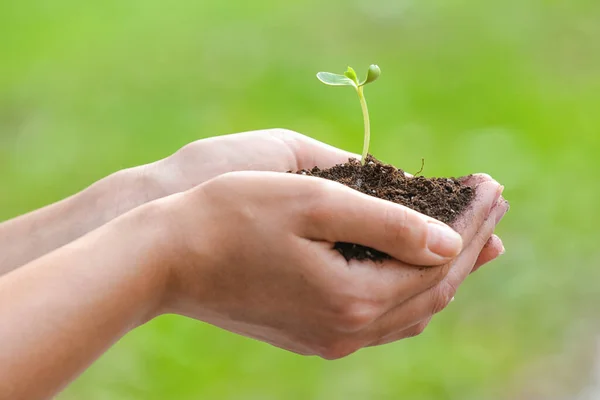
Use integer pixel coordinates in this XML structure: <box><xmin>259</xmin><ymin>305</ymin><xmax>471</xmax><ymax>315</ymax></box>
<box><xmin>295</xmin><ymin>155</ymin><xmax>474</xmax><ymax>262</ymax></box>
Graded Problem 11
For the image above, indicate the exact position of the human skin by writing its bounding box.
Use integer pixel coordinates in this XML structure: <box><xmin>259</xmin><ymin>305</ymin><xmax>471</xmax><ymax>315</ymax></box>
<box><xmin>0</xmin><ymin>169</ymin><xmax>506</xmax><ymax>400</ymax></box>
<box><xmin>0</xmin><ymin>129</ymin><xmax>508</xmax><ymax>399</ymax></box>
<box><xmin>0</xmin><ymin>129</ymin><xmax>505</xmax><ymax>274</ymax></box>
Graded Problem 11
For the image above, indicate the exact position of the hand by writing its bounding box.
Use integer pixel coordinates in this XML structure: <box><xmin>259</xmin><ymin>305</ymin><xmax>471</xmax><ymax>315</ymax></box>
<box><xmin>145</xmin><ymin>129</ymin><xmax>506</xmax><ymax>269</ymax></box>
<box><xmin>0</xmin><ymin>134</ymin><xmax>507</xmax><ymax>399</ymax></box>
<box><xmin>152</xmin><ymin>171</ymin><xmax>504</xmax><ymax>359</ymax></box>
<box><xmin>0</xmin><ymin>129</ymin><xmax>505</xmax><ymax>276</ymax></box>
<box><xmin>144</xmin><ymin>128</ymin><xmax>358</xmax><ymax>197</ymax></box>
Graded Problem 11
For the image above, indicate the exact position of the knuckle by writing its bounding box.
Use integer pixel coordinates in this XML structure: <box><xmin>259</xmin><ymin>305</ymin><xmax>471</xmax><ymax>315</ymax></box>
<box><xmin>405</xmin><ymin>321</ymin><xmax>429</xmax><ymax>338</ymax></box>
<box><xmin>383</xmin><ymin>206</ymin><xmax>412</xmax><ymax>246</ymax></box>
<box><xmin>173</xmin><ymin>140</ymin><xmax>199</xmax><ymax>158</ymax></box>
<box><xmin>199</xmin><ymin>172</ymin><xmax>243</xmax><ymax>202</ymax></box>
<box><xmin>196</xmin><ymin>175</ymin><xmax>225</xmax><ymax>200</ymax></box>
<box><xmin>310</xmin><ymin>178</ymin><xmax>331</xmax><ymax>201</ymax></box>
<box><xmin>203</xmin><ymin>171</ymin><xmax>238</xmax><ymax>189</ymax></box>
<box><xmin>265</xmin><ymin>127</ymin><xmax>300</xmax><ymax>139</ymax></box>
<box><xmin>304</xmin><ymin>179</ymin><xmax>340</xmax><ymax>220</ymax></box>
<box><xmin>431</xmin><ymin>263</ymin><xmax>452</xmax><ymax>284</ymax></box>
<box><xmin>474</xmin><ymin>230</ymin><xmax>493</xmax><ymax>249</ymax></box>
<box><xmin>333</xmin><ymin>301</ymin><xmax>379</xmax><ymax>332</ymax></box>
<box><xmin>318</xmin><ymin>338</ymin><xmax>362</xmax><ymax>360</ymax></box>
<box><xmin>430</xmin><ymin>283</ymin><xmax>456</xmax><ymax>315</ymax></box>
<box><xmin>410</xmin><ymin>263</ymin><xmax>451</xmax><ymax>291</ymax></box>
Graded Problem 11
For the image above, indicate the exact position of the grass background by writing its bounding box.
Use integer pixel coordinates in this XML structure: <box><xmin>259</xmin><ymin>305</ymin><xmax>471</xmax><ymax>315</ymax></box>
<box><xmin>1</xmin><ymin>0</ymin><xmax>600</xmax><ymax>399</ymax></box>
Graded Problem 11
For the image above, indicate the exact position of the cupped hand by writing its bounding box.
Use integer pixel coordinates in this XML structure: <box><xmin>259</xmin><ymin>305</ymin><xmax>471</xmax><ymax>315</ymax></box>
<box><xmin>146</xmin><ymin>129</ymin><xmax>506</xmax><ymax>270</ymax></box>
<box><xmin>151</xmin><ymin>171</ymin><xmax>504</xmax><ymax>359</ymax></box>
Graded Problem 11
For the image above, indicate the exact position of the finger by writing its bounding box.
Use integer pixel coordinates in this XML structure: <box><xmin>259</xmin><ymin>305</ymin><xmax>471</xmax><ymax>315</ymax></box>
<box><xmin>471</xmin><ymin>197</ymin><xmax>509</xmax><ymax>273</ymax></box>
<box><xmin>471</xmin><ymin>234</ymin><xmax>505</xmax><ymax>274</ymax></box>
<box><xmin>441</xmin><ymin>199</ymin><xmax>508</xmax><ymax>296</ymax></box>
<box><xmin>361</xmin><ymin>200</ymin><xmax>509</xmax><ymax>343</ymax></box>
<box><xmin>450</xmin><ymin>180</ymin><xmax>503</xmax><ymax>243</ymax></box>
<box><xmin>302</xmin><ymin>179</ymin><xmax>464</xmax><ymax>266</ymax></box>
<box><xmin>339</xmin><ymin>254</ymin><xmax>453</xmax><ymax>311</ymax></box>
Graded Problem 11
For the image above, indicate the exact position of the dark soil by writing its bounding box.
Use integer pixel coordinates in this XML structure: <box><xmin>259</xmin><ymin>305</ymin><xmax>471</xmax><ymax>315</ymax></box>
<box><xmin>295</xmin><ymin>155</ymin><xmax>474</xmax><ymax>262</ymax></box>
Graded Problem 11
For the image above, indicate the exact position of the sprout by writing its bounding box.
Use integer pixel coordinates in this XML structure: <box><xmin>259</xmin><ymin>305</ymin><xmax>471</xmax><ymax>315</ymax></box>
<box><xmin>317</xmin><ymin>64</ymin><xmax>381</xmax><ymax>164</ymax></box>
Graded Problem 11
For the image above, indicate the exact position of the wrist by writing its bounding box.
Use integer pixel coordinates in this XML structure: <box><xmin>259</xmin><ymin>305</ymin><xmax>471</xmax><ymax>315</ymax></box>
<box><xmin>143</xmin><ymin>141</ymin><xmax>213</xmax><ymax>197</ymax></box>
<box><xmin>145</xmin><ymin>187</ymin><xmax>217</xmax><ymax>319</ymax></box>
<box><xmin>99</xmin><ymin>197</ymin><xmax>178</xmax><ymax>326</ymax></box>
<box><xmin>93</xmin><ymin>164</ymin><xmax>167</xmax><ymax>223</ymax></box>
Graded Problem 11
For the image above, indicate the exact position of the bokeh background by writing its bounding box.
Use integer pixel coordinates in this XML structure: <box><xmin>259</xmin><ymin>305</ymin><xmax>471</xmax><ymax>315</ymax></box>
<box><xmin>2</xmin><ymin>0</ymin><xmax>600</xmax><ymax>399</ymax></box>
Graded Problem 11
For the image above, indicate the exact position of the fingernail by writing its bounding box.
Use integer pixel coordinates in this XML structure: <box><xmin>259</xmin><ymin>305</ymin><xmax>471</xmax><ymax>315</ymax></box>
<box><xmin>427</xmin><ymin>222</ymin><xmax>463</xmax><ymax>258</ymax></box>
<box><xmin>450</xmin><ymin>296</ymin><xmax>455</xmax><ymax>302</ymax></box>
<box><xmin>499</xmin><ymin>243</ymin><xmax>506</xmax><ymax>255</ymax></box>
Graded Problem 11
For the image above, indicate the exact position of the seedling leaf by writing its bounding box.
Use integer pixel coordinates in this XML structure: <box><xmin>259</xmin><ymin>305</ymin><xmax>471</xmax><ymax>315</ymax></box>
<box><xmin>344</xmin><ymin>67</ymin><xmax>359</xmax><ymax>85</ymax></box>
<box><xmin>316</xmin><ymin>72</ymin><xmax>357</xmax><ymax>88</ymax></box>
<box><xmin>360</xmin><ymin>64</ymin><xmax>381</xmax><ymax>86</ymax></box>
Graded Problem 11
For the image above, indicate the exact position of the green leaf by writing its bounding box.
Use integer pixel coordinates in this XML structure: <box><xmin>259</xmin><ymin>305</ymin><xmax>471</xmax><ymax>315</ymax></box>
<box><xmin>359</xmin><ymin>64</ymin><xmax>381</xmax><ymax>86</ymax></box>
<box><xmin>344</xmin><ymin>67</ymin><xmax>359</xmax><ymax>85</ymax></box>
<box><xmin>316</xmin><ymin>72</ymin><xmax>357</xmax><ymax>88</ymax></box>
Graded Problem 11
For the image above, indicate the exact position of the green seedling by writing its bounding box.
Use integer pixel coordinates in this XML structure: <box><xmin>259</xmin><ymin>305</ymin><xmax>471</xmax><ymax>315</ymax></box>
<box><xmin>317</xmin><ymin>64</ymin><xmax>381</xmax><ymax>164</ymax></box>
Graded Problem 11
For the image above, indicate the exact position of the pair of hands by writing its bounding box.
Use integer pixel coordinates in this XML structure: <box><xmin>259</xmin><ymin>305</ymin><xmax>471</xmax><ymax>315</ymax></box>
<box><xmin>0</xmin><ymin>128</ymin><xmax>508</xmax><ymax>400</ymax></box>
<box><xmin>126</xmin><ymin>129</ymin><xmax>508</xmax><ymax>359</ymax></box>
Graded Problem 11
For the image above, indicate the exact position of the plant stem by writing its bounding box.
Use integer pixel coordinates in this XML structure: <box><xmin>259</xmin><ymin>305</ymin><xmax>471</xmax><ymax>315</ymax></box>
<box><xmin>357</xmin><ymin>86</ymin><xmax>370</xmax><ymax>165</ymax></box>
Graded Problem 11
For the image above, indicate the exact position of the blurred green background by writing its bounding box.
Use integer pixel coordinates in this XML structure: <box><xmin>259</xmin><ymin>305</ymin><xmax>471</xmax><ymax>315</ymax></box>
<box><xmin>1</xmin><ymin>0</ymin><xmax>600</xmax><ymax>399</ymax></box>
